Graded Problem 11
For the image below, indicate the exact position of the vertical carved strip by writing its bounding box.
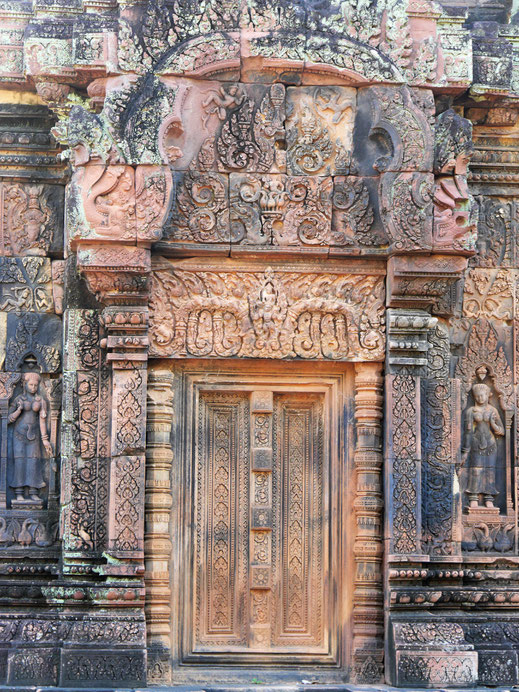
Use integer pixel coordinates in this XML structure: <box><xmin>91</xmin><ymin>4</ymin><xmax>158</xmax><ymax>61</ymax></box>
<box><xmin>250</xmin><ymin>390</ymin><xmax>273</xmax><ymax>649</ymax></box>
<box><xmin>108</xmin><ymin>364</ymin><xmax>147</xmax><ymax>560</ymax></box>
<box><xmin>352</xmin><ymin>362</ymin><xmax>384</xmax><ymax>683</ymax></box>
<box><xmin>386</xmin><ymin>374</ymin><xmax>421</xmax><ymax>555</ymax></box>
<box><xmin>61</xmin><ymin>309</ymin><xmax>108</xmax><ymax>567</ymax></box>
<box><xmin>515</xmin><ymin>317</ymin><xmax>519</xmax><ymax>555</ymax></box>
<box><xmin>145</xmin><ymin>370</ymin><xmax>174</xmax><ymax>686</ymax></box>
<box><xmin>421</xmin><ymin>323</ymin><xmax>461</xmax><ymax>556</ymax></box>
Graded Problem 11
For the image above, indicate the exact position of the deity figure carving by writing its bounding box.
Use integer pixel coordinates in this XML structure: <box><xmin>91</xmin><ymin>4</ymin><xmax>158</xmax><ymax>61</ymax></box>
<box><xmin>8</xmin><ymin>372</ymin><xmax>53</xmax><ymax>505</ymax></box>
<box><xmin>461</xmin><ymin>378</ymin><xmax>504</xmax><ymax>509</ymax></box>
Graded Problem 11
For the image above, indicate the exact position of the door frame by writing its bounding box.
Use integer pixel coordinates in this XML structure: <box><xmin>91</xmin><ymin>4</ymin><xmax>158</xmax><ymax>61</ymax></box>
<box><xmin>168</xmin><ymin>359</ymin><xmax>356</xmax><ymax>683</ymax></box>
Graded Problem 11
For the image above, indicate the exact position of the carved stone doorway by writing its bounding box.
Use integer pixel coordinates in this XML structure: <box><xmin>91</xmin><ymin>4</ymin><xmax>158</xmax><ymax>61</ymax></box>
<box><xmin>168</xmin><ymin>361</ymin><xmax>354</xmax><ymax>683</ymax></box>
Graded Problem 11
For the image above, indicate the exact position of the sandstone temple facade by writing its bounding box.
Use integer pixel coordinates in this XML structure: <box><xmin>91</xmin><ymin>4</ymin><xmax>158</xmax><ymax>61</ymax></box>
<box><xmin>2</xmin><ymin>0</ymin><xmax>519</xmax><ymax>688</ymax></box>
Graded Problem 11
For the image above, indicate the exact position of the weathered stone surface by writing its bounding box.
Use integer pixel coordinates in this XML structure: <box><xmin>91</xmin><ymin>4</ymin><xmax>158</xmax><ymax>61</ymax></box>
<box><xmin>2</xmin><ymin>0</ymin><xmax>519</xmax><ymax>689</ymax></box>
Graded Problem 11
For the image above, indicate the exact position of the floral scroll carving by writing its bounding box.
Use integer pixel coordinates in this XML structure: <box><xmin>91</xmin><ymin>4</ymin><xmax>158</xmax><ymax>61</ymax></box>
<box><xmin>229</xmin><ymin>174</ymin><xmax>333</xmax><ymax>247</ymax></box>
<box><xmin>149</xmin><ymin>259</ymin><xmax>385</xmax><ymax>361</ymax></box>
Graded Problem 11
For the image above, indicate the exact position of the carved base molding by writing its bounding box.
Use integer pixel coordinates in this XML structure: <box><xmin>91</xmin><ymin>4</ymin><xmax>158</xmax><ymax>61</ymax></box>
<box><xmin>0</xmin><ymin>612</ymin><xmax>146</xmax><ymax>687</ymax></box>
<box><xmin>391</xmin><ymin>616</ymin><xmax>519</xmax><ymax>688</ymax></box>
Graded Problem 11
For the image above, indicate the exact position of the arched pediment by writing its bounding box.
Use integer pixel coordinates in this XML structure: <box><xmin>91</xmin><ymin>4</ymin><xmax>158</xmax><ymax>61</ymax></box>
<box><xmin>152</xmin><ymin>30</ymin><xmax>405</xmax><ymax>85</ymax></box>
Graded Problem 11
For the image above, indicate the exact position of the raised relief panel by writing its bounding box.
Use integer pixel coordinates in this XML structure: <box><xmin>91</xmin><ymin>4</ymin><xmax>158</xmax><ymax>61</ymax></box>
<box><xmin>163</xmin><ymin>171</ymin><xmax>230</xmax><ymax>252</ymax></box>
<box><xmin>330</xmin><ymin>176</ymin><xmax>388</xmax><ymax>252</ymax></box>
<box><xmin>0</xmin><ymin>182</ymin><xmax>63</xmax><ymax>257</ymax></box>
<box><xmin>229</xmin><ymin>174</ymin><xmax>332</xmax><ymax>250</ymax></box>
<box><xmin>0</xmin><ymin>258</ymin><xmax>53</xmax><ymax>312</ymax></box>
<box><xmin>286</xmin><ymin>86</ymin><xmax>356</xmax><ymax>176</ymax></box>
<box><xmin>380</xmin><ymin>172</ymin><xmax>434</xmax><ymax>253</ymax></box>
<box><xmin>353</xmin><ymin>86</ymin><xmax>434</xmax><ymax>177</ymax></box>
<box><xmin>149</xmin><ymin>258</ymin><xmax>385</xmax><ymax>361</ymax></box>
<box><xmin>160</xmin><ymin>80</ymin><xmax>286</xmax><ymax>174</ymax></box>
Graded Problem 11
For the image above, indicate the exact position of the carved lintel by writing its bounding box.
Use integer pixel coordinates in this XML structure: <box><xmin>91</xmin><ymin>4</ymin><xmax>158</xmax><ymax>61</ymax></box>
<box><xmin>149</xmin><ymin>258</ymin><xmax>386</xmax><ymax>362</ymax></box>
<box><xmin>387</xmin><ymin>254</ymin><xmax>467</xmax><ymax>317</ymax></box>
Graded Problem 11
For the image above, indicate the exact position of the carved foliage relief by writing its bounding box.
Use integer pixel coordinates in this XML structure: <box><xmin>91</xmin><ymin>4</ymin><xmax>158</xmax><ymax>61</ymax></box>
<box><xmin>154</xmin><ymin>80</ymin><xmax>438</xmax><ymax>255</ymax></box>
<box><xmin>149</xmin><ymin>259</ymin><xmax>385</xmax><ymax>361</ymax></box>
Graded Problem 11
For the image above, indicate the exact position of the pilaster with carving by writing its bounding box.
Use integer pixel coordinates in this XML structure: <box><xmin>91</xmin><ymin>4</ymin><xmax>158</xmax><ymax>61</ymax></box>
<box><xmin>145</xmin><ymin>370</ymin><xmax>175</xmax><ymax>686</ymax></box>
<box><xmin>386</xmin><ymin>309</ymin><xmax>437</xmax><ymax>558</ymax></box>
<box><xmin>352</xmin><ymin>362</ymin><xmax>384</xmax><ymax>683</ymax></box>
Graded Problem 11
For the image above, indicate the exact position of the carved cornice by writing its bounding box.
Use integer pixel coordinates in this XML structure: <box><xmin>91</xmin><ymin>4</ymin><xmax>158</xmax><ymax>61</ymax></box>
<box><xmin>387</xmin><ymin>254</ymin><xmax>468</xmax><ymax>316</ymax></box>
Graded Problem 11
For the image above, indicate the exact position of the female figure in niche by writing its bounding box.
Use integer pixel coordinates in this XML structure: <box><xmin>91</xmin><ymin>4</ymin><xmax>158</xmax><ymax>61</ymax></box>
<box><xmin>8</xmin><ymin>372</ymin><xmax>52</xmax><ymax>503</ymax></box>
<box><xmin>461</xmin><ymin>382</ymin><xmax>504</xmax><ymax>509</ymax></box>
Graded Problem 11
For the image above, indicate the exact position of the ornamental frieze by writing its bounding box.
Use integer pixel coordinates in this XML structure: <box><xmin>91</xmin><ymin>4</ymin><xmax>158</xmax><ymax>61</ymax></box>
<box><xmin>149</xmin><ymin>258</ymin><xmax>385</xmax><ymax>361</ymax></box>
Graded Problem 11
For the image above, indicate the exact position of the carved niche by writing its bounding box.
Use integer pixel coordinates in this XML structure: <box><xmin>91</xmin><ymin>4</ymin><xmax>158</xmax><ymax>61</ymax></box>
<box><xmin>455</xmin><ymin>319</ymin><xmax>515</xmax><ymax>552</ymax></box>
<box><xmin>0</xmin><ymin>370</ymin><xmax>60</xmax><ymax>552</ymax></box>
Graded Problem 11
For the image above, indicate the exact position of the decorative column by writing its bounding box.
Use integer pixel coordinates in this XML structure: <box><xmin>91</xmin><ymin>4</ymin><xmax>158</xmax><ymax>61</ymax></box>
<box><xmin>352</xmin><ymin>362</ymin><xmax>384</xmax><ymax>684</ymax></box>
<box><xmin>385</xmin><ymin>309</ymin><xmax>436</xmax><ymax>558</ymax></box>
<box><xmin>145</xmin><ymin>370</ymin><xmax>175</xmax><ymax>686</ymax></box>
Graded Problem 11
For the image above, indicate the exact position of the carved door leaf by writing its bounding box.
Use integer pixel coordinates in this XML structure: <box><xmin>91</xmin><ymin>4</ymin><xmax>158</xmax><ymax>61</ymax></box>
<box><xmin>191</xmin><ymin>386</ymin><xmax>330</xmax><ymax>659</ymax></box>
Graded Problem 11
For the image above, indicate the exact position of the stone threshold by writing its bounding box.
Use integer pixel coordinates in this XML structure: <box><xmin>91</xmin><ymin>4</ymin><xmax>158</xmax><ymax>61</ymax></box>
<box><xmin>2</xmin><ymin>686</ymin><xmax>518</xmax><ymax>692</ymax></box>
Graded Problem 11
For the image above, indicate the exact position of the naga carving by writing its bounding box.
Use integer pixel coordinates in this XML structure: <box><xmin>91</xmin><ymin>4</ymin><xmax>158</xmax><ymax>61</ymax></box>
<box><xmin>433</xmin><ymin>110</ymin><xmax>477</xmax><ymax>255</ymax></box>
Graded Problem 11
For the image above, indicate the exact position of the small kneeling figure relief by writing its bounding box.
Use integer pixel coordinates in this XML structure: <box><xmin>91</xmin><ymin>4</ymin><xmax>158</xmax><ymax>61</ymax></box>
<box><xmin>8</xmin><ymin>372</ymin><xmax>53</xmax><ymax>504</ymax></box>
<box><xmin>461</xmin><ymin>382</ymin><xmax>504</xmax><ymax>509</ymax></box>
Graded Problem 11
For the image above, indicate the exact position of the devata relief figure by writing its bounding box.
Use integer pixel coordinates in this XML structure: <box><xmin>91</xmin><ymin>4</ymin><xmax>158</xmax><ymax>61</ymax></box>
<box><xmin>8</xmin><ymin>372</ymin><xmax>52</xmax><ymax>503</ymax></box>
<box><xmin>461</xmin><ymin>382</ymin><xmax>505</xmax><ymax>509</ymax></box>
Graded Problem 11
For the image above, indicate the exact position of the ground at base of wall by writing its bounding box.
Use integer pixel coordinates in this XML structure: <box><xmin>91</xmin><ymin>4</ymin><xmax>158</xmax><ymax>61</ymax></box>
<box><xmin>2</xmin><ymin>686</ymin><xmax>519</xmax><ymax>692</ymax></box>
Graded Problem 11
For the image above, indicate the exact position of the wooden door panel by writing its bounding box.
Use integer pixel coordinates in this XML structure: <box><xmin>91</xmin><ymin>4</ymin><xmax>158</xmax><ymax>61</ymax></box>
<box><xmin>273</xmin><ymin>395</ymin><xmax>325</xmax><ymax>650</ymax></box>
